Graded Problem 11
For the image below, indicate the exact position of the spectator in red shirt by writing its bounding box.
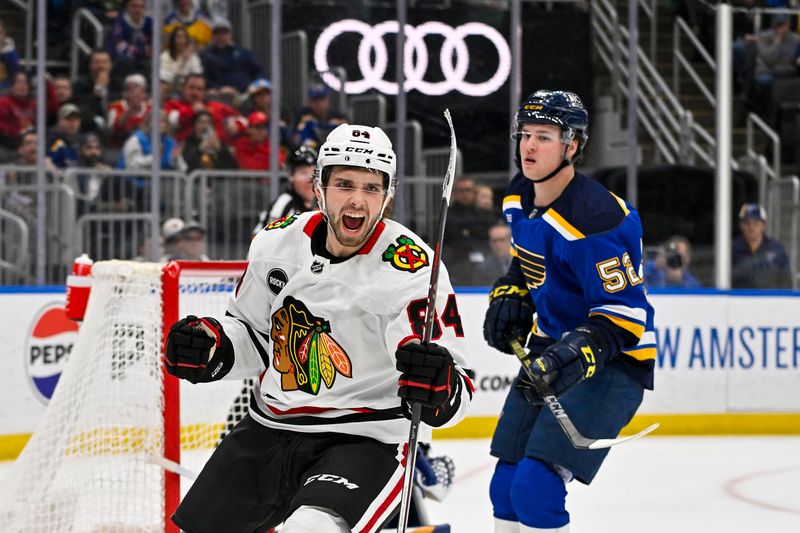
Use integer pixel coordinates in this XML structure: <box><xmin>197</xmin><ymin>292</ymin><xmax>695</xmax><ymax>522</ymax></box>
<box><xmin>0</xmin><ymin>71</ymin><xmax>57</xmax><ymax>156</ymax></box>
<box><xmin>164</xmin><ymin>72</ymin><xmax>241</xmax><ymax>143</ymax></box>
<box><xmin>233</xmin><ymin>111</ymin><xmax>285</xmax><ymax>170</ymax></box>
<box><xmin>108</xmin><ymin>73</ymin><xmax>151</xmax><ymax>148</ymax></box>
<box><xmin>0</xmin><ymin>71</ymin><xmax>34</xmax><ymax>153</ymax></box>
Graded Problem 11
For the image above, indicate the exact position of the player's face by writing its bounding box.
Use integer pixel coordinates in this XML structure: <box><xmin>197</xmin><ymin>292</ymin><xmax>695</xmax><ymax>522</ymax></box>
<box><xmin>290</xmin><ymin>165</ymin><xmax>315</xmax><ymax>204</ymax></box>
<box><xmin>518</xmin><ymin>123</ymin><xmax>574</xmax><ymax>181</ymax></box>
<box><xmin>320</xmin><ymin>167</ymin><xmax>386</xmax><ymax>256</ymax></box>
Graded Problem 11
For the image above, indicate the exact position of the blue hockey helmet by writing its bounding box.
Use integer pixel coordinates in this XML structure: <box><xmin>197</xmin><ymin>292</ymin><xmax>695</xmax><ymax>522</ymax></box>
<box><xmin>515</xmin><ymin>90</ymin><xmax>589</xmax><ymax>155</ymax></box>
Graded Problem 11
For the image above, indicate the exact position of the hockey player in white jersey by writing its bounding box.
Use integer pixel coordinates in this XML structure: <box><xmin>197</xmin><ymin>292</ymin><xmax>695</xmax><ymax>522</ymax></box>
<box><xmin>165</xmin><ymin>123</ymin><xmax>475</xmax><ymax>533</ymax></box>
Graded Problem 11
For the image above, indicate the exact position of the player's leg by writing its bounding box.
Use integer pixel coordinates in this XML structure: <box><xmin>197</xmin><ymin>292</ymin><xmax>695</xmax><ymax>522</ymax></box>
<box><xmin>510</xmin><ymin>457</ymin><xmax>569</xmax><ymax>532</ymax></box>
<box><xmin>489</xmin><ymin>368</ymin><xmax>542</xmax><ymax>532</ymax></box>
<box><xmin>513</xmin><ymin>363</ymin><xmax>644</xmax><ymax>531</ymax></box>
<box><xmin>288</xmin><ymin>434</ymin><xmax>406</xmax><ymax>533</ymax></box>
<box><xmin>280</xmin><ymin>505</ymin><xmax>350</xmax><ymax>533</ymax></box>
<box><xmin>489</xmin><ymin>460</ymin><xmax>521</xmax><ymax>532</ymax></box>
<box><xmin>171</xmin><ymin>414</ymin><xmax>288</xmax><ymax>533</ymax></box>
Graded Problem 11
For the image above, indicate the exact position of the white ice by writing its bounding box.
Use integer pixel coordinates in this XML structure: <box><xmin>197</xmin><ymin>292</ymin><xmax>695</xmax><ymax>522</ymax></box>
<box><xmin>424</xmin><ymin>436</ymin><xmax>800</xmax><ymax>532</ymax></box>
<box><xmin>2</xmin><ymin>436</ymin><xmax>798</xmax><ymax>532</ymax></box>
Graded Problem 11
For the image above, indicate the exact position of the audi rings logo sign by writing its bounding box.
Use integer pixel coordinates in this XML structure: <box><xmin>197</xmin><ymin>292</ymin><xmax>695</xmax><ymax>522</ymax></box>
<box><xmin>314</xmin><ymin>19</ymin><xmax>511</xmax><ymax>97</ymax></box>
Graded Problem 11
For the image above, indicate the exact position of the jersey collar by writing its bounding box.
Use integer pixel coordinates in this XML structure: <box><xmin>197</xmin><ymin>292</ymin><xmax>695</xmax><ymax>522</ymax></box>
<box><xmin>303</xmin><ymin>212</ymin><xmax>386</xmax><ymax>256</ymax></box>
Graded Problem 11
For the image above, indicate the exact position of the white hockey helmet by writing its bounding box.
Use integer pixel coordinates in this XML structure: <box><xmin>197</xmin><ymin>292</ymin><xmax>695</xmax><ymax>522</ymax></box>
<box><xmin>314</xmin><ymin>124</ymin><xmax>397</xmax><ymax>226</ymax></box>
<box><xmin>314</xmin><ymin>124</ymin><xmax>397</xmax><ymax>195</ymax></box>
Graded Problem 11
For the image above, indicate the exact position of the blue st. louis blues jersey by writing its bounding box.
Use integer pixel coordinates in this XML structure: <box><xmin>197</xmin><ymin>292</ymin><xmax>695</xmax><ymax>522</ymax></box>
<box><xmin>502</xmin><ymin>172</ymin><xmax>656</xmax><ymax>389</ymax></box>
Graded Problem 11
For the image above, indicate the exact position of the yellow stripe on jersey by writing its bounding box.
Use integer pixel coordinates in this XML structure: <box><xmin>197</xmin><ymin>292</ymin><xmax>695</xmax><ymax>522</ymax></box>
<box><xmin>623</xmin><ymin>345</ymin><xmax>657</xmax><ymax>361</ymax></box>
<box><xmin>543</xmin><ymin>209</ymin><xmax>585</xmax><ymax>241</ymax></box>
<box><xmin>610</xmin><ymin>192</ymin><xmax>630</xmax><ymax>216</ymax></box>
<box><xmin>503</xmin><ymin>194</ymin><xmax>522</xmax><ymax>211</ymax></box>
<box><xmin>589</xmin><ymin>311</ymin><xmax>645</xmax><ymax>338</ymax></box>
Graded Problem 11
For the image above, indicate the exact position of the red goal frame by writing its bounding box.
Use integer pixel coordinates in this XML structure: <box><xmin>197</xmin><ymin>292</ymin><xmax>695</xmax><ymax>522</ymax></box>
<box><xmin>160</xmin><ymin>260</ymin><xmax>248</xmax><ymax>533</ymax></box>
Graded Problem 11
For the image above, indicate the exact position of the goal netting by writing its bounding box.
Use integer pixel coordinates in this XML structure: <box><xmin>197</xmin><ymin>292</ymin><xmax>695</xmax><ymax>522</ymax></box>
<box><xmin>0</xmin><ymin>260</ymin><xmax>249</xmax><ymax>532</ymax></box>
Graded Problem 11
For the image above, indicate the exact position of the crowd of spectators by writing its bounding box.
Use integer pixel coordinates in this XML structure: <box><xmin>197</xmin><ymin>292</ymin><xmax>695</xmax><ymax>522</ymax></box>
<box><xmin>683</xmin><ymin>1</ymin><xmax>800</xmax><ymax>168</ymax></box>
<box><xmin>0</xmin><ymin>0</ymin><xmax>350</xmax><ymax>178</ymax></box>
<box><xmin>642</xmin><ymin>202</ymin><xmax>792</xmax><ymax>291</ymax></box>
<box><xmin>0</xmin><ymin>2</ymin><xmax>795</xmax><ymax>291</ymax></box>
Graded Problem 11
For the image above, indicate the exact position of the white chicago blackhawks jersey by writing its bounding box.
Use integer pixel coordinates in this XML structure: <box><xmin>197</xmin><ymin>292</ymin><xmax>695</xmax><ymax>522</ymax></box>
<box><xmin>219</xmin><ymin>211</ymin><xmax>474</xmax><ymax>444</ymax></box>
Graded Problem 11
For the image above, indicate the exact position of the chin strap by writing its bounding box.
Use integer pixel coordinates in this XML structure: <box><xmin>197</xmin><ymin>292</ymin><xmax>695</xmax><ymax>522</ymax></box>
<box><xmin>529</xmin><ymin>144</ymin><xmax>573</xmax><ymax>184</ymax></box>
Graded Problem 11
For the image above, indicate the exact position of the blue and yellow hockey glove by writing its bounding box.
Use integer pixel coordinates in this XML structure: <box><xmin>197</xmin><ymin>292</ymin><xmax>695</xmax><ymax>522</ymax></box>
<box><xmin>483</xmin><ymin>276</ymin><xmax>534</xmax><ymax>354</ymax></box>
<box><xmin>529</xmin><ymin>327</ymin><xmax>604</xmax><ymax>397</ymax></box>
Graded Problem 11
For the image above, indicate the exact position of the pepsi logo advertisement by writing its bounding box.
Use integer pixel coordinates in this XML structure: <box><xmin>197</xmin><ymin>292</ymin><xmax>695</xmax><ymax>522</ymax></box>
<box><xmin>24</xmin><ymin>303</ymin><xmax>79</xmax><ymax>404</ymax></box>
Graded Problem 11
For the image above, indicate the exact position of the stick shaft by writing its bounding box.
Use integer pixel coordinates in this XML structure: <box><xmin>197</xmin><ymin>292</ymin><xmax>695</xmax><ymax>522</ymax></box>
<box><xmin>397</xmin><ymin>110</ymin><xmax>457</xmax><ymax>533</ymax></box>
<box><xmin>508</xmin><ymin>337</ymin><xmax>658</xmax><ymax>449</ymax></box>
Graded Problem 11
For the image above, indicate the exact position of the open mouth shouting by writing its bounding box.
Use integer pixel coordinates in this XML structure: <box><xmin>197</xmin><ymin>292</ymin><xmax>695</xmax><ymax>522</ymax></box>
<box><xmin>341</xmin><ymin>211</ymin><xmax>366</xmax><ymax>235</ymax></box>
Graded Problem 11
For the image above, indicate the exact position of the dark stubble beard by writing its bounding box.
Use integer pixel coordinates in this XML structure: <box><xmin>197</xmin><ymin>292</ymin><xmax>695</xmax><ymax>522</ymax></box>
<box><xmin>329</xmin><ymin>208</ymin><xmax>379</xmax><ymax>249</ymax></box>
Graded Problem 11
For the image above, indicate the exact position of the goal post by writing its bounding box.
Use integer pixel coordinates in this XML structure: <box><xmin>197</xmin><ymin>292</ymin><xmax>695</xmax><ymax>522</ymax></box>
<box><xmin>0</xmin><ymin>260</ymin><xmax>249</xmax><ymax>532</ymax></box>
<box><xmin>160</xmin><ymin>260</ymin><xmax>247</xmax><ymax>532</ymax></box>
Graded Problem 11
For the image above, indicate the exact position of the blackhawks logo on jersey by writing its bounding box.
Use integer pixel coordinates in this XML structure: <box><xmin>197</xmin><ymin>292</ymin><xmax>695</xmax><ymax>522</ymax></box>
<box><xmin>382</xmin><ymin>235</ymin><xmax>429</xmax><ymax>273</ymax></box>
<box><xmin>265</xmin><ymin>215</ymin><xmax>297</xmax><ymax>231</ymax></box>
<box><xmin>270</xmin><ymin>296</ymin><xmax>352</xmax><ymax>395</ymax></box>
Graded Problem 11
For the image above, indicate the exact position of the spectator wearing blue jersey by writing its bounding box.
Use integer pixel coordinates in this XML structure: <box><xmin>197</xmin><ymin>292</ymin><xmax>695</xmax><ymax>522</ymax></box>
<box><xmin>0</xmin><ymin>19</ymin><xmax>20</xmax><ymax>94</ymax></box>
<box><xmin>645</xmin><ymin>235</ymin><xmax>702</xmax><ymax>289</ymax></box>
<box><xmin>732</xmin><ymin>203</ymin><xmax>792</xmax><ymax>289</ymax></box>
<box><xmin>200</xmin><ymin>17</ymin><xmax>263</xmax><ymax>102</ymax></box>
<box><xmin>116</xmin><ymin>111</ymin><xmax>182</xmax><ymax>212</ymax></box>
<box><xmin>118</xmin><ymin>111</ymin><xmax>180</xmax><ymax>172</ymax></box>
<box><xmin>483</xmin><ymin>90</ymin><xmax>655</xmax><ymax>533</ymax></box>
<box><xmin>291</xmin><ymin>83</ymin><xmax>348</xmax><ymax>149</ymax></box>
<box><xmin>105</xmin><ymin>0</ymin><xmax>153</xmax><ymax>81</ymax></box>
<box><xmin>46</xmin><ymin>103</ymin><xmax>82</xmax><ymax>169</ymax></box>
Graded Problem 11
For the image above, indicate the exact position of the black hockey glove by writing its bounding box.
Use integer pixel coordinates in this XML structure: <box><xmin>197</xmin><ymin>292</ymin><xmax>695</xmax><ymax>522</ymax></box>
<box><xmin>165</xmin><ymin>315</ymin><xmax>235</xmax><ymax>384</ymax></box>
<box><xmin>396</xmin><ymin>342</ymin><xmax>460</xmax><ymax>427</ymax></box>
<box><xmin>529</xmin><ymin>327</ymin><xmax>605</xmax><ymax>397</ymax></box>
<box><xmin>483</xmin><ymin>276</ymin><xmax>534</xmax><ymax>354</ymax></box>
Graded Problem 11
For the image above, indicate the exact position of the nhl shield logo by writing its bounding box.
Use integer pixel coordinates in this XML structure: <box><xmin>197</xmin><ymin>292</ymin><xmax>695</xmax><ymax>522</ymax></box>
<box><xmin>270</xmin><ymin>296</ymin><xmax>352</xmax><ymax>395</ymax></box>
<box><xmin>382</xmin><ymin>235</ymin><xmax>429</xmax><ymax>273</ymax></box>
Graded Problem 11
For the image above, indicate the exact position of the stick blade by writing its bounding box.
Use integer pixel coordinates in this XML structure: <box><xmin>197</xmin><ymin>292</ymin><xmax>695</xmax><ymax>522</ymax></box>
<box><xmin>586</xmin><ymin>423</ymin><xmax>660</xmax><ymax>450</ymax></box>
<box><xmin>441</xmin><ymin>109</ymin><xmax>457</xmax><ymax>203</ymax></box>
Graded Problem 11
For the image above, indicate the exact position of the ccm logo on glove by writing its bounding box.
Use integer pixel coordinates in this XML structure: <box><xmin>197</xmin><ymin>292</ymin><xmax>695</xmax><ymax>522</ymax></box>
<box><xmin>165</xmin><ymin>315</ymin><xmax>235</xmax><ymax>383</ymax></box>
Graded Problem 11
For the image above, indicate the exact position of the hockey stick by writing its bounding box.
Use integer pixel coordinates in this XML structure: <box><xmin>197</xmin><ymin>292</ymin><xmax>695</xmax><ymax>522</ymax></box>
<box><xmin>507</xmin><ymin>337</ymin><xmax>659</xmax><ymax>449</ymax></box>
<box><xmin>397</xmin><ymin>109</ymin><xmax>458</xmax><ymax>533</ymax></box>
<box><xmin>148</xmin><ymin>453</ymin><xmax>199</xmax><ymax>480</ymax></box>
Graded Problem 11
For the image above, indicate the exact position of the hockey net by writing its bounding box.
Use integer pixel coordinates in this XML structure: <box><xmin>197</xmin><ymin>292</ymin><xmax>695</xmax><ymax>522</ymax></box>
<box><xmin>0</xmin><ymin>260</ymin><xmax>249</xmax><ymax>533</ymax></box>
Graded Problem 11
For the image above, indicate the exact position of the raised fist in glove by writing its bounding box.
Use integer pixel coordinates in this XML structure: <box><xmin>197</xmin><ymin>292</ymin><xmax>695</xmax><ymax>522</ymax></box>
<box><xmin>483</xmin><ymin>276</ymin><xmax>534</xmax><ymax>354</ymax></box>
<box><xmin>165</xmin><ymin>315</ymin><xmax>234</xmax><ymax>384</ymax></box>
<box><xmin>396</xmin><ymin>341</ymin><xmax>460</xmax><ymax>427</ymax></box>
<box><xmin>529</xmin><ymin>327</ymin><xmax>605</xmax><ymax>397</ymax></box>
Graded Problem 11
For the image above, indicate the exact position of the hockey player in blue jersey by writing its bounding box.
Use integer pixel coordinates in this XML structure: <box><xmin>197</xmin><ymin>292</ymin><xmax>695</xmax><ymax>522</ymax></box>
<box><xmin>483</xmin><ymin>90</ymin><xmax>656</xmax><ymax>532</ymax></box>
